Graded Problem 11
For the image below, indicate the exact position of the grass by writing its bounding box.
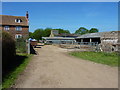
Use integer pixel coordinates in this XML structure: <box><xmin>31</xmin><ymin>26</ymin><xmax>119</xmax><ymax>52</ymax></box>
<box><xmin>2</xmin><ymin>53</ymin><xmax>33</xmax><ymax>89</ymax></box>
<box><xmin>69</xmin><ymin>51</ymin><xmax>118</xmax><ymax>67</ymax></box>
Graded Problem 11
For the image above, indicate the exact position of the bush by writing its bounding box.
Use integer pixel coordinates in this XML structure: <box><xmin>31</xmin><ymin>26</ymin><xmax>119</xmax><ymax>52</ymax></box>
<box><xmin>2</xmin><ymin>31</ymin><xmax>16</xmax><ymax>71</ymax></box>
<box><xmin>16</xmin><ymin>38</ymin><xmax>27</xmax><ymax>53</ymax></box>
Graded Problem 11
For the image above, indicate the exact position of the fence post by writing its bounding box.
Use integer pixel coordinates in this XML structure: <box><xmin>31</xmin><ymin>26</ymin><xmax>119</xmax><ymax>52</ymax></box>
<box><xmin>27</xmin><ymin>39</ymin><xmax>30</xmax><ymax>54</ymax></box>
<box><xmin>96</xmin><ymin>42</ymin><xmax>99</xmax><ymax>52</ymax></box>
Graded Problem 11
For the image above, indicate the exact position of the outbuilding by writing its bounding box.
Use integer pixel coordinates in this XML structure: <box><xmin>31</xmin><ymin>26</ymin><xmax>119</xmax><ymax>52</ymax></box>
<box><xmin>75</xmin><ymin>32</ymin><xmax>103</xmax><ymax>44</ymax></box>
<box><xmin>42</xmin><ymin>37</ymin><xmax>76</xmax><ymax>44</ymax></box>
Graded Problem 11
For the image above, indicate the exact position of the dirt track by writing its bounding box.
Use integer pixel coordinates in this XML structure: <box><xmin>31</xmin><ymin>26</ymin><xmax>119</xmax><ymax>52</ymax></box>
<box><xmin>13</xmin><ymin>45</ymin><xmax>118</xmax><ymax>88</ymax></box>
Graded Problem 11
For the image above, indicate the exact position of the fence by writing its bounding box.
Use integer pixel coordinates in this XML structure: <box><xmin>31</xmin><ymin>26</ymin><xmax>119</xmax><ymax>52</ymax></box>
<box><xmin>58</xmin><ymin>42</ymin><xmax>100</xmax><ymax>52</ymax></box>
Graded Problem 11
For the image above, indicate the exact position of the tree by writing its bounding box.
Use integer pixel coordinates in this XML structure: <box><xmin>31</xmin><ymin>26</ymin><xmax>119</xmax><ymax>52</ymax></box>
<box><xmin>53</xmin><ymin>28</ymin><xmax>70</xmax><ymax>34</ymax></box>
<box><xmin>29</xmin><ymin>32</ymin><xmax>34</xmax><ymax>39</ymax></box>
<box><xmin>33</xmin><ymin>29</ymin><xmax>44</xmax><ymax>41</ymax></box>
<box><xmin>43</xmin><ymin>28</ymin><xmax>52</xmax><ymax>37</ymax></box>
<box><xmin>75</xmin><ymin>27</ymin><xmax>89</xmax><ymax>35</ymax></box>
<box><xmin>30</xmin><ymin>28</ymin><xmax>71</xmax><ymax>41</ymax></box>
<box><xmin>89</xmin><ymin>28</ymin><xmax>99</xmax><ymax>33</ymax></box>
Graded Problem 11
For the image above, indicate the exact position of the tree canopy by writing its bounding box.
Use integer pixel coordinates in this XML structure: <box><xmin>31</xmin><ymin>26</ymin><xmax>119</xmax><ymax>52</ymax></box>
<box><xmin>32</xmin><ymin>29</ymin><xmax>44</xmax><ymax>41</ymax></box>
<box><xmin>75</xmin><ymin>27</ymin><xmax>89</xmax><ymax>35</ymax></box>
<box><xmin>29</xmin><ymin>28</ymin><xmax>70</xmax><ymax>41</ymax></box>
<box><xmin>89</xmin><ymin>28</ymin><xmax>99</xmax><ymax>33</ymax></box>
<box><xmin>75</xmin><ymin>27</ymin><xmax>99</xmax><ymax>35</ymax></box>
<box><xmin>44</xmin><ymin>28</ymin><xmax>52</xmax><ymax>37</ymax></box>
<box><xmin>53</xmin><ymin>28</ymin><xmax>70</xmax><ymax>34</ymax></box>
<box><xmin>29</xmin><ymin>27</ymin><xmax>99</xmax><ymax>41</ymax></box>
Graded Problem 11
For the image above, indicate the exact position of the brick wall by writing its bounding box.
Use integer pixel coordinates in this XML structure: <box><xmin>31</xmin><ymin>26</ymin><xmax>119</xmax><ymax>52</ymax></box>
<box><xmin>2</xmin><ymin>25</ymin><xmax>29</xmax><ymax>39</ymax></box>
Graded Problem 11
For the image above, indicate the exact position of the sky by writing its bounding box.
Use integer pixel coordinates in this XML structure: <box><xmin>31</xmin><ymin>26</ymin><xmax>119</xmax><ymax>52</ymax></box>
<box><xmin>2</xmin><ymin>2</ymin><xmax>118</xmax><ymax>33</ymax></box>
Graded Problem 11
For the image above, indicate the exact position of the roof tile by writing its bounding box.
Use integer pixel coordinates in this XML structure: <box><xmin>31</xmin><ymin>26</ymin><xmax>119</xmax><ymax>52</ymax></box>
<box><xmin>0</xmin><ymin>15</ymin><xmax>28</xmax><ymax>26</ymax></box>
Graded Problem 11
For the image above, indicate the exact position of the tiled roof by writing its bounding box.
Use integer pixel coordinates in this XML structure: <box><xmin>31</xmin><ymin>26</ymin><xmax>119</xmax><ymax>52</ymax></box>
<box><xmin>0</xmin><ymin>15</ymin><xmax>28</xmax><ymax>26</ymax></box>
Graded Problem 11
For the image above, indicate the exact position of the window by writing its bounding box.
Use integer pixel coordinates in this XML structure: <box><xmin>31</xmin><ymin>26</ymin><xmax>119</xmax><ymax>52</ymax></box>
<box><xmin>15</xmin><ymin>34</ymin><xmax>22</xmax><ymax>39</ymax></box>
<box><xmin>15</xmin><ymin>19</ymin><xmax>22</xmax><ymax>23</ymax></box>
<box><xmin>4</xmin><ymin>26</ymin><xmax>9</xmax><ymax>30</ymax></box>
<box><xmin>16</xmin><ymin>26</ymin><xmax>22</xmax><ymax>31</ymax></box>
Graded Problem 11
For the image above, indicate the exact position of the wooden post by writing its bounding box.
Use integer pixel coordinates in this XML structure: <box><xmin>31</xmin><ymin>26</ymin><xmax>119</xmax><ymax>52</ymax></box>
<box><xmin>81</xmin><ymin>39</ymin><xmax>83</xmax><ymax>42</ymax></box>
<box><xmin>90</xmin><ymin>38</ymin><xmax>92</xmax><ymax>42</ymax></box>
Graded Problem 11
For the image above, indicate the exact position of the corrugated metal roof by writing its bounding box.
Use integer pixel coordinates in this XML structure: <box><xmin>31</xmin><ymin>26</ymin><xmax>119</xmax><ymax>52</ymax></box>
<box><xmin>76</xmin><ymin>31</ymin><xmax>119</xmax><ymax>39</ymax></box>
<box><xmin>42</xmin><ymin>37</ymin><xmax>75</xmax><ymax>40</ymax></box>
<box><xmin>76</xmin><ymin>32</ymin><xmax>103</xmax><ymax>38</ymax></box>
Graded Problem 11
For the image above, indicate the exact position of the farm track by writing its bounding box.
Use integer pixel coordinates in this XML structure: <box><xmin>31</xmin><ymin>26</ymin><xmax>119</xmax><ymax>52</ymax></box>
<box><xmin>13</xmin><ymin>45</ymin><xmax>118</xmax><ymax>88</ymax></box>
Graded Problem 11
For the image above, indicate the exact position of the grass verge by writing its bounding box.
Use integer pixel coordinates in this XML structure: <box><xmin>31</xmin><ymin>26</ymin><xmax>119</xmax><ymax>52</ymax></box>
<box><xmin>69</xmin><ymin>51</ymin><xmax>118</xmax><ymax>67</ymax></box>
<box><xmin>2</xmin><ymin>53</ymin><xmax>33</xmax><ymax>89</ymax></box>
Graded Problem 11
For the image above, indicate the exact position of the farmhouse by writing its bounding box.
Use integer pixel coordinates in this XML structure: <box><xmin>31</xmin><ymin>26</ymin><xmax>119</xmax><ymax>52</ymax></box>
<box><xmin>0</xmin><ymin>12</ymin><xmax>29</xmax><ymax>39</ymax></box>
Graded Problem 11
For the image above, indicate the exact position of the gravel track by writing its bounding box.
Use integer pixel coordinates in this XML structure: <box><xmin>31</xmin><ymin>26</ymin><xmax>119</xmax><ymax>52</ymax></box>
<box><xmin>13</xmin><ymin>45</ymin><xmax>118</xmax><ymax>88</ymax></box>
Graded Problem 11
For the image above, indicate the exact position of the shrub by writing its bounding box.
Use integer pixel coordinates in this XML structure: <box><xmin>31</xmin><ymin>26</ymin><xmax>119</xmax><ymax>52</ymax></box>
<box><xmin>2</xmin><ymin>31</ymin><xmax>16</xmax><ymax>71</ymax></box>
<box><xmin>16</xmin><ymin>38</ymin><xmax>27</xmax><ymax>53</ymax></box>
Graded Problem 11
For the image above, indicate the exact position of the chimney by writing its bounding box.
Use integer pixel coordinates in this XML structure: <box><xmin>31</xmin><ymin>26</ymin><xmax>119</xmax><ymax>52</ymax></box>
<box><xmin>26</xmin><ymin>11</ymin><xmax>29</xmax><ymax>19</ymax></box>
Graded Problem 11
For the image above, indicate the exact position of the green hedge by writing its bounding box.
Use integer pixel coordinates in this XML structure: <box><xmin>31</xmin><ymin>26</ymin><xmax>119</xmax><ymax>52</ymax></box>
<box><xmin>2</xmin><ymin>31</ymin><xmax>16</xmax><ymax>71</ymax></box>
<box><xmin>16</xmin><ymin>38</ymin><xmax>27</xmax><ymax>53</ymax></box>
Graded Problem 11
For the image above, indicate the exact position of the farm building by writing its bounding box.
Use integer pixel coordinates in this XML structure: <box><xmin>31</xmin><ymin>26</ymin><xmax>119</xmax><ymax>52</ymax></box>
<box><xmin>42</xmin><ymin>30</ymin><xmax>77</xmax><ymax>44</ymax></box>
<box><xmin>42</xmin><ymin>37</ymin><xmax>76</xmax><ymax>44</ymax></box>
<box><xmin>76</xmin><ymin>31</ymin><xmax>119</xmax><ymax>52</ymax></box>
<box><xmin>43</xmin><ymin>30</ymin><xmax>119</xmax><ymax>52</ymax></box>
<box><xmin>76</xmin><ymin>32</ymin><xmax>103</xmax><ymax>44</ymax></box>
<box><xmin>49</xmin><ymin>30</ymin><xmax>78</xmax><ymax>38</ymax></box>
<box><xmin>100</xmin><ymin>31</ymin><xmax>119</xmax><ymax>52</ymax></box>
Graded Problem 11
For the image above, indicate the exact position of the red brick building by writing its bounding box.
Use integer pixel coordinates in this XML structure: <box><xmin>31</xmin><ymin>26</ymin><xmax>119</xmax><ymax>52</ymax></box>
<box><xmin>0</xmin><ymin>12</ymin><xmax>29</xmax><ymax>39</ymax></box>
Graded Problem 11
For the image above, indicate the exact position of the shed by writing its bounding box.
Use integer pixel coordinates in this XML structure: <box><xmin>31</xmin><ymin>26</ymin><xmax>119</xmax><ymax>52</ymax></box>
<box><xmin>76</xmin><ymin>32</ymin><xmax>103</xmax><ymax>44</ymax></box>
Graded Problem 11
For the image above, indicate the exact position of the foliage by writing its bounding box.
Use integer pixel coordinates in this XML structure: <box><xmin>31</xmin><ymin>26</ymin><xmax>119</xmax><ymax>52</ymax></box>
<box><xmin>2</xmin><ymin>31</ymin><xmax>16</xmax><ymax>71</ymax></box>
<box><xmin>89</xmin><ymin>28</ymin><xmax>99</xmax><ymax>33</ymax></box>
<box><xmin>16</xmin><ymin>38</ymin><xmax>27</xmax><ymax>53</ymax></box>
<box><xmin>75</xmin><ymin>27</ymin><xmax>89</xmax><ymax>35</ymax></box>
<box><xmin>53</xmin><ymin>28</ymin><xmax>70</xmax><ymax>34</ymax></box>
<box><xmin>29</xmin><ymin>28</ymin><xmax>70</xmax><ymax>41</ymax></box>
<box><xmin>44</xmin><ymin>28</ymin><xmax>52</xmax><ymax>37</ymax></box>
<box><xmin>75</xmin><ymin>27</ymin><xmax>99</xmax><ymax>35</ymax></box>
<box><xmin>2</xmin><ymin>54</ymin><xmax>33</xmax><ymax>89</ymax></box>
<box><xmin>32</xmin><ymin>28</ymin><xmax>44</xmax><ymax>41</ymax></box>
<box><xmin>29</xmin><ymin>32</ymin><xmax>34</xmax><ymax>39</ymax></box>
<box><xmin>69</xmin><ymin>51</ymin><xmax>118</xmax><ymax>67</ymax></box>
<box><xmin>30</xmin><ymin>26</ymin><xmax>99</xmax><ymax>40</ymax></box>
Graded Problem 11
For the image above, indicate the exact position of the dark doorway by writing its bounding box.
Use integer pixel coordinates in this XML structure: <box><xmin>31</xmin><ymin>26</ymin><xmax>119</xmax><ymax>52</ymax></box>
<box><xmin>92</xmin><ymin>38</ymin><xmax>101</xmax><ymax>44</ymax></box>
<box><xmin>83</xmin><ymin>38</ymin><xmax>90</xmax><ymax>42</ymax></box>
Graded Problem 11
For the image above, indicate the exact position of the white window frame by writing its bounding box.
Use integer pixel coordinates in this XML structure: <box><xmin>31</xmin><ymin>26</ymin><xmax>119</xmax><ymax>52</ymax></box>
<box><xmin>15</xmin><ymin>19</ymin><xmax>22</xmax><ymax>23</ymax></box>
<box><xmin>4</xmin><ymin>26</ymin><xmax>9</xmax><ymax>30</ymax></box>
<box><xmin>15</xmin><ymin>34</ymin><xmax>22</xmax><ymax>39</ymax></box>
<box><xmin>16</xmin><ymin>26</ymin><xmax>22</xmax><ymax>31</ymax></box>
